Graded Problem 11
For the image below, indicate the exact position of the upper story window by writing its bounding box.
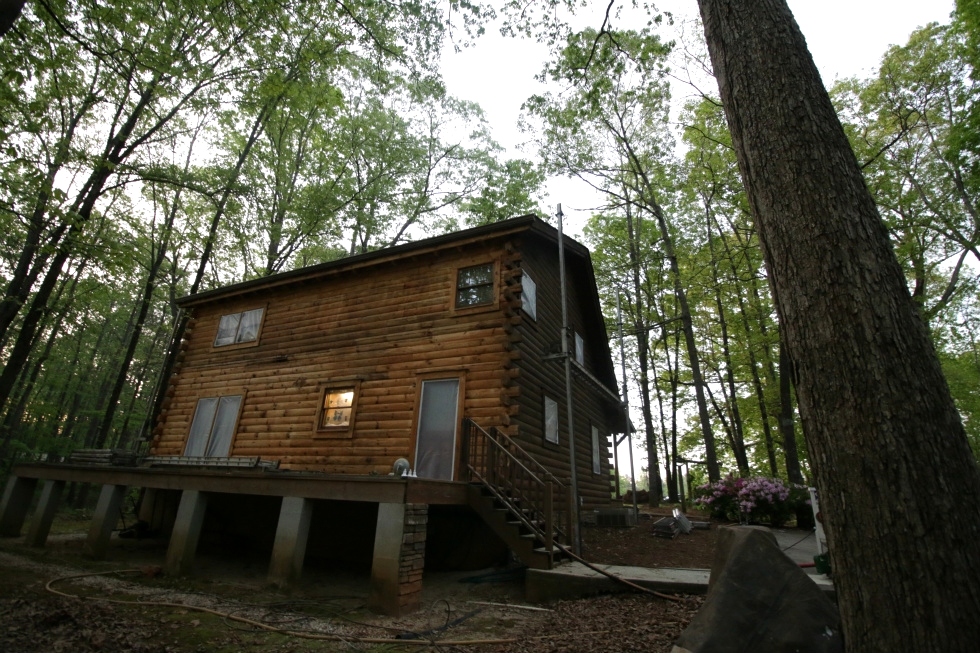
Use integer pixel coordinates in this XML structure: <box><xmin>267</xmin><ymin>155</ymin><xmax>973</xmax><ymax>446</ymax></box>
<box><xmin>214</xmin><ymin>308</ymin><xmax>264</xmax><ymax>347</ymax></box>
<box><xmin>575</xmin><ymin>332</ymin><xmax>585</xmax><ymax>365</ymax></box>
<box><xmin>521</xmin><ymin>271</ymin><xmax>537</xmax><ymax>320</ymax></box>
<box><xmin>455</xmin><ymin>263</ymin><xmax>495</xmax><ymax>309</ymax></box>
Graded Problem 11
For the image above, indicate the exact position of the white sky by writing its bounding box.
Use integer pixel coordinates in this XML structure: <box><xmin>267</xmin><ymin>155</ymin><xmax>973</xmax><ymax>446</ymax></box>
<box><xmin>441</xmin><ymin>0</ymin><xmax>957</xmax><ymax>484</ymax></box>
<box><xmin>442</xmin><ymin>0</ymin><xmax>956</xmax><ymax>239</ymax></box>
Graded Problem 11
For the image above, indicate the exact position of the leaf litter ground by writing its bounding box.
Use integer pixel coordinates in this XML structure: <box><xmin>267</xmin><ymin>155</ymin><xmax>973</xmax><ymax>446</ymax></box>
<box><xmin>0</xmin><ymin>506</ymin><xmax>716</xmax><ymax>652</ymax></box>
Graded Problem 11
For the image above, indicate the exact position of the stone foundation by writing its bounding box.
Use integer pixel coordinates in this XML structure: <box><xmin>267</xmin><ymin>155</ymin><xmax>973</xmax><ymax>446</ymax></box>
<box><xmin>397</xmin><ymin>503</ymin><xmax>428</xmax><ymax>613</ymax></box>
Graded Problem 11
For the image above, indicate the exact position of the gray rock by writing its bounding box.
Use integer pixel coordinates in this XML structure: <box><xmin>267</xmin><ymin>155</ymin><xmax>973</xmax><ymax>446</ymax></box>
<box><xmin>672</xmin><ymin>525</ymin><xmax>842</xmax><ymax>653</ymax></box>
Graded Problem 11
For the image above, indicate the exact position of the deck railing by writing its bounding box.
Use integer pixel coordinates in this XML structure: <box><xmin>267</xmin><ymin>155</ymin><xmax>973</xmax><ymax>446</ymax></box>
<box><xmin>461</xmin><ymin>418</ymin><xmax>568</xmax><ymax>552</ymax></box>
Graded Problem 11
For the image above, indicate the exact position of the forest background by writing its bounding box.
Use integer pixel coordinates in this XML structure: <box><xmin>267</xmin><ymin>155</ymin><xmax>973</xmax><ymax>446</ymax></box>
<box><xmin>0</xmin><ymin>0</ymin><xmax>976</xmax><ymax>503</ymax></box>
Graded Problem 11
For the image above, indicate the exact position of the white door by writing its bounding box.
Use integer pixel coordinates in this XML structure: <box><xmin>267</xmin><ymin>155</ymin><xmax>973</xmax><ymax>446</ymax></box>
<box><xmin>413</xmin><ymin>379</ymin><xmax>460</xmax><ymax>480</ymax></box>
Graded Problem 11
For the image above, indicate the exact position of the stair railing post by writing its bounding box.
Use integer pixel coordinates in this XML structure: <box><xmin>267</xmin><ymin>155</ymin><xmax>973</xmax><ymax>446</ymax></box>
<box><xmin>545</xmin><ymin>481</ymin><xmax>554</xmax><ymax>555</ymax></box>
<box><xmin>461</xmin><ymin>419</ymin><xmax>471</xmax><ymax>481</ymax></box>
<box><xmin>488</xmin><ymin>431</ymin><xmax>497</xmax><ymax>488</ymax></box>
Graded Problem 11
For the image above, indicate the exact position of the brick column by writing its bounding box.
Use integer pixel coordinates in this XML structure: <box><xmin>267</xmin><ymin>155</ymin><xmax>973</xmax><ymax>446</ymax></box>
<box><xmin>397</xmin><ymin>503</ymin><xmax>428</xmax><ymax>614</ymax></box>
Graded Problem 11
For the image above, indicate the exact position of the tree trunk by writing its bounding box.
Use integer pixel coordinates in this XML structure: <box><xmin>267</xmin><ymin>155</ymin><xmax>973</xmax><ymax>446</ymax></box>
<box><xmin>150</xmin><ymin>100</ymin><xmax>276</xmax><ymax>427</ymax></box>
<box><xmin>698</xmin><ymin>1</ymin><xmax>980</xmax><ymax>649</ymax></box>
<box><xmin>623</xmin><ymin>202</ymin><xmax>662</xmax><ymax>504</ymax></box>
<box><xmin>778</xmin><ymin>339</ymin><xmax>804</xmax><ymax>483</ymax></box>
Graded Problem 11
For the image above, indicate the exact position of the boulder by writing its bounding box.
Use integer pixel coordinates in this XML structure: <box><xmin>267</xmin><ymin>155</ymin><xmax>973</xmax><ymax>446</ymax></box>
<box><xmin>672</xmin><ymin>526</ymin><xmax>842</xmax><ymax>653</ymax></box>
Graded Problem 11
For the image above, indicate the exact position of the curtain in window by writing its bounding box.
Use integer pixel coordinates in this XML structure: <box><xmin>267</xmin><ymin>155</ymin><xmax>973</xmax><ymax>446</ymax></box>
<box><xmin>205</xmin><ymin>395</ymin><xmax>242</xmax><ymax>457</ymax></box>
<box><xmin>545</xmin><ymin>396</ymin><xmax>559</xmax><ymax>444</ymax></box>
<box><xmin>236</xmin><ymin>308</ymin><xmax>263</xmax><ymax>343</ymax></box>
<box><xmin>185</xmin><ymin>398</ymin><xmax>219</xmax><ymax>456</ymax></box>
<box><xmin>415</xmin><ymin>379</ymin><xmax>460</xmax><ymax>480</ymax></box>
<box><xmin>214</xmin><ymin>314</ymin><xmax>242</xmax><ymax>347</ymax></box>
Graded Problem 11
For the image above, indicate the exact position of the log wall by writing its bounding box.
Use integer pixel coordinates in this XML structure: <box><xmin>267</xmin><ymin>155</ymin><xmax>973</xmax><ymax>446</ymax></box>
<box><xmin>151</xmin><ymin>224</ymin><xmax>618</xmax><ymax>509</ymax></box>
<box><xmin>153</xmin><ymin>241</ymin><xmax>517</xmax><ymax>475</ymax></box>
<box><xmin>506</xmin><ymin>233</ymin><xmax>619</xmax><ymax>510</ymax></box>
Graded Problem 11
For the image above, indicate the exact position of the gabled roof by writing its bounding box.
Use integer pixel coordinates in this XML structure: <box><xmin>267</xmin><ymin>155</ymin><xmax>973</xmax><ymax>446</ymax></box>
<box><xmin>179</xmin><ymin>214</ymin><xmax>589</xmax><ymax>307</ymax></box>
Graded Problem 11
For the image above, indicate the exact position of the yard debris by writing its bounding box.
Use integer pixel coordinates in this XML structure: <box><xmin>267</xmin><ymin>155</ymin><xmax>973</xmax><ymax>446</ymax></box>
<box><xmin>653</xmin><ymin>516</ymin><xmax>681</xmax><ymax>539</ymax></box>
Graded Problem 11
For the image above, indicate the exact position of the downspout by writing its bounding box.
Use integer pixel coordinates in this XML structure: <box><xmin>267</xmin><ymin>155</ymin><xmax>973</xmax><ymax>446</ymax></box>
<box><xmin>557</xmin><ymin>205</ymin><xmax>582</xmax><ymax>555</ymax></box>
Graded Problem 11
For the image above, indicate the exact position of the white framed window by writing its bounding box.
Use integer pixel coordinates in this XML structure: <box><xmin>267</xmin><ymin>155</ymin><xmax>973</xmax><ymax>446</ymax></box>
<box><xmin>592</xmin><ymin>425</ymin><xmax>601</xmax><ymax>474</ymax></box>
<box><xmin>214</xmin><ymin>308</ymin><xmax>264</xmax><ymax>347</ymax></box>
<box><xmin>185</xmin><ymin>395</ymin><xmax>242</xmax><ymax>457</ymax></box>
<box><xmin>575</xmin><ymin>332</ymin><xmax>585</xmax><ymax>365</ymax></box>
<box><xmin>521</xmin><ymin>271</ymin><xmax>537</xmax><ymax>320</ymax></box>
<box><xmin>544</xmin><ymin>396</ymin><xmax>559</xmax><ymax>444</ymax></box>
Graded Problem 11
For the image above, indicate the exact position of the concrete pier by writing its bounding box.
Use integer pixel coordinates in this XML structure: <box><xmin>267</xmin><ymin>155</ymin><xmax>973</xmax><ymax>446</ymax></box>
<box><xmin>267</xmin><ymin>496</ymin><xmax>313</xmax><ymax>587</ymax></box>
<box><xmin>164</xmin><ymin>490</ymin><xmax>209</xmax><ymax>576</ymax></box>
<box><xmin>85</xmin><ymin>484</ymin><xmax>127</xmax><ymax>559</ymax></box>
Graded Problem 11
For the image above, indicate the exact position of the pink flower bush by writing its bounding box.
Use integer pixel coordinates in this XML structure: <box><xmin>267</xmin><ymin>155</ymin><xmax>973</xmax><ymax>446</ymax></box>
<box><xmin>695</xmin><ymin>475</ymin><xmax>808</xmax><ymax>527</ymax></box>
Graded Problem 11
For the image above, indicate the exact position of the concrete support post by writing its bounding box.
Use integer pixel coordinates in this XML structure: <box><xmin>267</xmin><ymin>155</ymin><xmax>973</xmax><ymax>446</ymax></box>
<box><xmin>368</xmin><ymin>502</ymin><xmax>427</xmax><ymax>616</ymax></box>
<box><xmin>268</xmin><ymin>496</ymin><xmax>313</xmax><ymax>587</ymax></box>
<box><xmin>26</xmin><ymin>480</ymin><xmax>65</xmax><ymax>547</ymax></box>
<box><xmin>164</xmin><ymin>490</ymin><xmax>208</xmax><ymax>576</ymax></box>
<box><xmin>85</xmin><ymin>484</ymin><xmax>127</xmax><ymax>559</ymax></box>
<box><xmin>0</xmin><ymin>475</ymin><xmax>38</xmax><ymax>537</ymax></box>
<box><xmin>369</xmin><ymin>502</ymin><xmax>406</xmax><ymax>615</ymax></box>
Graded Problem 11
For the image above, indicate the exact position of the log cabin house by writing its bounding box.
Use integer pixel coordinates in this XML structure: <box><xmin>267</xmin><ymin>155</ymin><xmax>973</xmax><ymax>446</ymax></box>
<box><xmin>0</xmin><ymin>214</ymin><xmax>627</xmax><ymax>615</ymax></box>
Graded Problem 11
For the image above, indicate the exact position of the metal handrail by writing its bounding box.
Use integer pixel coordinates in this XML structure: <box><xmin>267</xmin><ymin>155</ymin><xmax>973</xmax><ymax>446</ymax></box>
<box><xmin>462</xmin><ymin>418</ymin><xmax>568</xmax><ymax>550</ymax></box>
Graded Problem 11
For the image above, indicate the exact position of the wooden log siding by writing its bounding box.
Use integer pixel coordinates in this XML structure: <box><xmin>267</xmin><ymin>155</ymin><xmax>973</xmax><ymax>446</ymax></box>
<box><xmin>153</xmin><ymin>241</ymin><xmax>518</xmax><ymax>475</ymax></box>
<box><xmin>506</xmin><ymin>234</ymin><xmax>618</xmax><ymax>511</ymax></box>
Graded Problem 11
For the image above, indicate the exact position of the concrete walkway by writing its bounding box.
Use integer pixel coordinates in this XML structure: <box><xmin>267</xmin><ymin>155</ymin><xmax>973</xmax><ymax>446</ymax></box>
<box><xmin>526</xmin><ymin>527</ymin><xmax>834</xmax><ymax>603</ymax></box>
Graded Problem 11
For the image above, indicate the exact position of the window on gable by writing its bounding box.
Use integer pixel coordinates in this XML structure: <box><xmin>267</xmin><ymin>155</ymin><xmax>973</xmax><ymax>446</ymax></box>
<box><xmin>521</xmin><ymin>271</ymin><xmax>537</xmax><ymax>320</ymax></box>
<box><xmin>592</xmin><ymin>425</ymin><xmax>602</xmax><ymax>474</ymax></box>
<box><xmin>214</xmin><ymin>308</ymin><xmax>264</xmax><ymax>347</ymax></box>
<box><xmin>544</xmin><ymin>396</ymin><xmax>559</xmax><ymax>444</ymax></box>
<box><xmin>185</xmin><ymin>395</ymin><xmax>242</xmax><ymax>457</ymax></box>
<box><xmin>455</xmin><ymin>263</ymin><xmax>495</xmax><ymax>309</ymax></box>
<box><xmin>317</xmin><ymin>383</ymin><xmax>360</xmax><ymax>435</ymax></box>
<box><xmin>575</xmin><ymin>332</ymin><xmax>585</xmax><ymax>365</ymax></box>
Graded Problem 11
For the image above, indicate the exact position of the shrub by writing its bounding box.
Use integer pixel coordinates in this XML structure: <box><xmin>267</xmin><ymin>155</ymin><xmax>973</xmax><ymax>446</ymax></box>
<box><xmin>694</xmin><ymin>475</ymin><xmax>810</xmax><ymax>528</ymax></box>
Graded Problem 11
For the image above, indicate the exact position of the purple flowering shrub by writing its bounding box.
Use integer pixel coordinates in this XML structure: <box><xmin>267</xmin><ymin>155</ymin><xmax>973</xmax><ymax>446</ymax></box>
<box><xmin>694</xmin><ymin>475</ymin><xmax>810</xmax><ymax>527</ymax></box>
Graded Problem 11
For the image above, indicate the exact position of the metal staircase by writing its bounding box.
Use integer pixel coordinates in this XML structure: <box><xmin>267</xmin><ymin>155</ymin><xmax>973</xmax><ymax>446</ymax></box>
<box><xmin>461</xmin><ymin>419</ymin><xmax>570</xmax><ymax>569</ymax></box>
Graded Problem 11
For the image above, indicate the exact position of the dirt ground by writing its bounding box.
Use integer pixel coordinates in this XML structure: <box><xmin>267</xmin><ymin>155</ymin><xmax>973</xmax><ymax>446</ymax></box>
<box><xmin>0</xmin><ymin>505</ymin><xmax>719</xmax><ymax>653</ymax></box>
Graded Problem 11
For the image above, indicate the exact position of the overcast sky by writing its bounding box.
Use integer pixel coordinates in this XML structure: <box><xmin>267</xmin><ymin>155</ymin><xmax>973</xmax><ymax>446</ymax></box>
<box><xmin>441</xmin><ymin>0</ymin><xmax>957</xmax><ymax>238</ymax></box>
<box><xmin>439</xmin><ymin>1</ymin><xmax>957</xmax><ymax>482</ymax></box>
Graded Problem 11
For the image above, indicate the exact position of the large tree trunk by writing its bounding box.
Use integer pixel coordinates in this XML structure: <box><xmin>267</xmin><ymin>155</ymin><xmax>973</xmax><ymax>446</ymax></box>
<box><xmin>698</xmin><ymin>1</ymin><xmax>980</xmax><ymax>650</ymax></box>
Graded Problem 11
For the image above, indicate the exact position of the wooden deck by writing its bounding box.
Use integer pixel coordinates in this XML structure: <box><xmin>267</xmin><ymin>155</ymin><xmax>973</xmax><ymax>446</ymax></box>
<box><xmin>6</xmin><ymin>462</ymin><xmax>470</xmax><ymax>505</ymax></box>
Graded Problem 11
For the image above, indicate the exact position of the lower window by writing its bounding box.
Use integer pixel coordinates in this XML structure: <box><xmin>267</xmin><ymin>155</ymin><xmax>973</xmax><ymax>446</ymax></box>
<box><xmin>185</xmin><ymin>395</ymin><xmax>242</xmax><ymax>457</ymax></box>
<box><xmin>544</xmin><ymin>396</ymin><xmax>559</xmax><ymax>444</ymax></box>
<box><xmin>316</xmin><ymin>382</ymin><xmax>360</xmax><ymax>435</ymax></box>
<box><xmin>592</xmin><ymin>425</ymin><xmax>602</xmax><ymax>474</ymax></box>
